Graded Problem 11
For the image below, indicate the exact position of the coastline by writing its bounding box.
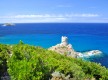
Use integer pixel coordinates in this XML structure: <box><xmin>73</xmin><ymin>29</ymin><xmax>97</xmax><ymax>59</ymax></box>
<box><xmin>48</xmin><ymin>36</ymin><xmax>102</xmax><ymax>59</ymax></box>
<box><xmin>0</xmin><ymin>23</ymin><xmax>108</xmax><ymax>67</ymax></box>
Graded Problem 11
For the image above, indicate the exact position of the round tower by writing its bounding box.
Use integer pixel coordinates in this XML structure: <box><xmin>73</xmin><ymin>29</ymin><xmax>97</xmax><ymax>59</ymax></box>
<box><xmin>61</xmin><ymin>36</ymin><xmax>68</xmax><ymax>46</ymax></box>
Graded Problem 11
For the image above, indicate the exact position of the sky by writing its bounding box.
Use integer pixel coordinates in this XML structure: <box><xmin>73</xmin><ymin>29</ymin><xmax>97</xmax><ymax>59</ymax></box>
<box><xmin>0</xmin><ymin>0</ymin><xmax>108</xmax><ymax>23</ymax></box>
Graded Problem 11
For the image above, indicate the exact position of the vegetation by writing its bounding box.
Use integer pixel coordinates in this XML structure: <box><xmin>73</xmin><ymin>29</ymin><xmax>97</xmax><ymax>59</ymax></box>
<box><xmin>0</xmin><ymin>44</ymin><xmax>9</xmax><ymax>77</ymax></box>
<box><xmin>0</xmin><ymin>42</ymin><xmax>108</xmax><ymax>80</ymax></box>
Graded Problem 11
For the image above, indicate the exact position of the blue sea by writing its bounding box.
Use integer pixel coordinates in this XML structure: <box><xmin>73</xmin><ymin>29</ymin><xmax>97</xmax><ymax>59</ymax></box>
<box><xmin>0</xmin><ymin>23</ymin><xmax>108</xmax><ymax>67</ymax></box>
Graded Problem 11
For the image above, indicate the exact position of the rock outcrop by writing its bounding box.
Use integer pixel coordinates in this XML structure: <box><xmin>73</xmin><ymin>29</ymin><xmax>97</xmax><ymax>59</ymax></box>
<box><xmin>77</xmin><ymin>50</ymin><xmax>102</xmax><ymax>58</ymax></box>
<box><xmin>48</xmin><ymin>36</ymin><xmax>77</xmax><ymax>58</ymax></box>
<box><xmin>51</xmin><ymin>71</ymin><xmax>71</xmax><ymax>80</ymax></box>
<box><xmin>48</xmin><ymin>36</ymin><xmax>102</xmax><ymax>58</ymax></box>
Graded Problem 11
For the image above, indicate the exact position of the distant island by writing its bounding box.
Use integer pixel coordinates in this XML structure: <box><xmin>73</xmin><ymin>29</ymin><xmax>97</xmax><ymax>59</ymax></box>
<box><xmin>2</xmin><ymin>23</ymin><xmax>15</xmax><ymax>26</ymax></box>
<box><xmin>49</xmin><ymin>36</ymin><xmax>102</xmax><ymax>58</ymax></box>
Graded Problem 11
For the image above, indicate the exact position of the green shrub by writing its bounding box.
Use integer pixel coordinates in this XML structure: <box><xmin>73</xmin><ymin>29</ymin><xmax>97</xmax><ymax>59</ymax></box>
<box><xmin>0</xmin><ymin>43</ymin><xmax>108</xmax><ymax>80</ymax></box>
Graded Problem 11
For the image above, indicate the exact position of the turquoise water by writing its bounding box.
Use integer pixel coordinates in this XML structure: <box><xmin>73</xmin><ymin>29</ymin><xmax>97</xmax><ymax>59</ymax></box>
<box><xmin>1</xmin><ymin>34</ymin><xmax>108</xmax><ymax>53</ymax></box>
<box><xmin>0</xmin><ymin>23</ymin><xmax>108</xmax><ymax>67</ymax></box>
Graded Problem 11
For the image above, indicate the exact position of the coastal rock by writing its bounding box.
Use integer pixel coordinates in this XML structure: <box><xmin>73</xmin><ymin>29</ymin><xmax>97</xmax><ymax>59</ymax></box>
<box><xmin>48</xmin><ymin>36</ymin><xmax>102</xmax><ymax>58</ymax></box>
<box><xmin>81</xmin><ymin>50</ymin><xmax>102</xmax><ymax>57</ymax></box>
<box><xmin>86</xmin><ymin>50</ymin><xmax>102</xmax><ymax>55</ymax></box>
<box><xmin>48</xmin><ymin>36</ymin><xmax>77</xmax><ymax>58</ymax></box>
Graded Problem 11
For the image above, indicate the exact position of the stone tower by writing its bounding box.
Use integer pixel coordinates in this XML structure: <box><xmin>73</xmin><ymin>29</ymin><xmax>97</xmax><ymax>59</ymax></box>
<box><xmin>61</xmin><ymin>36</ymin><xmax>68</xmax><ymax>46</ymax></box>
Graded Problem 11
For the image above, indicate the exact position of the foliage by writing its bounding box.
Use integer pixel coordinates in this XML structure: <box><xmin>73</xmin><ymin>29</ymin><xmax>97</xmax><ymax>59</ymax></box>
<box><xmin>0</xmin><ymin>42</ymin><xmax>108</xmax><ymax>80</ymax></box>
<box><xmin>0</xmin><ymin>44</ymin><xmax>9</xmax><ymax>77</ymax></box>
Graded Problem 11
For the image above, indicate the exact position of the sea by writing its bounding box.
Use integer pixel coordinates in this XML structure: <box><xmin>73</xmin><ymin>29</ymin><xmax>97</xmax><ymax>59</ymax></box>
<box><xmin>0</xmin><ymin>23</ymin><xmax>108</xmax><ymax>68</ymax></box>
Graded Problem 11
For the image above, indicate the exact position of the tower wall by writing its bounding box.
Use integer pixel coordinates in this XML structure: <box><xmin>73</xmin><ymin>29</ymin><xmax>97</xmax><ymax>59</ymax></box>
<box><xmin>61</xmin><ymin>36</ymin><xmax>68</xmax><ymax>46</ymax></box>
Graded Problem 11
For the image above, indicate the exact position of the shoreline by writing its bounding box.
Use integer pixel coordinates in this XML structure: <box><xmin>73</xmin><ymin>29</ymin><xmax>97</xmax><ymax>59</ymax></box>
<box><xmin>48</xmin><ymin>36</ymin><xmax>102</xmax><ymax>59</ymax></box>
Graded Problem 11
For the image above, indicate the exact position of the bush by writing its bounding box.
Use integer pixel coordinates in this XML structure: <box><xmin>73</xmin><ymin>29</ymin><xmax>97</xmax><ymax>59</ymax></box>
<box><xmin>0</xmin><ymin>43</ymin><xmax>108</xmax><ymax>80</ymax></box>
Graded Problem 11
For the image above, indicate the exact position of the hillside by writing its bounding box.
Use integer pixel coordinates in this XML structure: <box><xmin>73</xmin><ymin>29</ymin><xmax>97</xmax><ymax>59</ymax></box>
<box><xmin>0</xmin><ymin>42</ymin><xmax>108</xmax><ymax>80</ymax></box>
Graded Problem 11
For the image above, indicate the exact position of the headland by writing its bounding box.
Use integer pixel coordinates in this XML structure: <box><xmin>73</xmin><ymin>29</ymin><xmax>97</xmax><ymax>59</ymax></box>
<box><xmin>48</xmin><ymin>36</ymin><xmax>102</xmax><ymax>58</ymax></box>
